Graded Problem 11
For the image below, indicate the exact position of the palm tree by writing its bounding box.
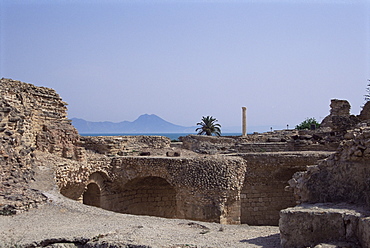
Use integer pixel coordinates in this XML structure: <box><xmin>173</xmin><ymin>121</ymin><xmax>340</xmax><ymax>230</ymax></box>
<box><xmin>195</xmin><ymin>116</ymin><xmax>222</xmax><ymax>136</ymax></box>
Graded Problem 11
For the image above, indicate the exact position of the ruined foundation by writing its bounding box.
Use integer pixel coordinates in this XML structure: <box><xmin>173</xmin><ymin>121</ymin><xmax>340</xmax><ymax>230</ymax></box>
<box><xmin>3</xmin><ymin>79</ymin><xmax>370</xmax><ymax>247</ymax></box>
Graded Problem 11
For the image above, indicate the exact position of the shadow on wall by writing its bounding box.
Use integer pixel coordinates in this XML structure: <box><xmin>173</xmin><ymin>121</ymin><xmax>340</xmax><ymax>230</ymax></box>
<box><xmin>120</xmin><ymin>176</ymin><xmax>177</xmax><ymax>218</ymax></box>
<box><xmin>81</xmin><ymin>175</ymin><xmax>177</xmax><ymax>219</ymax></box>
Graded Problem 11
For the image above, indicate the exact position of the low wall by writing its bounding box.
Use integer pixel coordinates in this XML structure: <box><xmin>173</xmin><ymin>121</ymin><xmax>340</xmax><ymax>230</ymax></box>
<box><xmin>180</xmin><ymin>133</ymin><xmax>339</xmax><ymax>155</ymax></box>
<box><xmin>280</xmin><ymin>203</ymin><xmax>370</xmax><ymax>248</ymax></box>
<box><xmin>80</xmin><ymin>135</ymin><xmax>171</xmax><ymax>156</ymax></box>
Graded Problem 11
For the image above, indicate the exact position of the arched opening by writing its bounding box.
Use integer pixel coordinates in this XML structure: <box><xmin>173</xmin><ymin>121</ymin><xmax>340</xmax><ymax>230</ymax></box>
<box><xmin>83</xmin><ymin>183</ymin><xmax>101</xmax><ymax>208</ymax></box>
<box><xmin>120</xmin><ymin>176</ymin><xmax>176</xmax><ymax>218</ymax></box>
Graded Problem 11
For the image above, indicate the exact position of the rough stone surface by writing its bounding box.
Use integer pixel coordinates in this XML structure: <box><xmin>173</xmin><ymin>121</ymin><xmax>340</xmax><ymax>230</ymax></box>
<box><xmin>281</xmin><ymin>127</ymin><xmax>370</xmax><ymax>247</ymax></box>
<box><xmin>239</xmin><ymin>151</ymin><xmax>332</xmax><ymax>225</ymax></box>
<box><xmin>180</xmin><ymin>131</ymin><xmax>340</xmax><ymax>155</ymax></box>
<box><xmin>320</xmin><ymin>99</ymin><xmax>360</xmax><ymax>133</ymax></box>
<box><xmin>280</xmin><ymin>203</ymin><xmax>367</xmax><ymax>248</ymax></box>
<box><xmin>0</xmin><ymin>78</ymin><xmax>80</xmax><ymax>214</ymax></box>
<box><xmin>5</xmin><ymin>79</ymin><xmax>370</xmax><ymax>247</ymax></box>
<box><xmin>359</xmin><ymin>101</ymin><xmax>370</xmax><ymax>121</ymax></box>
<box><xmin>51</xmin><ymin>150</ymin><xmax>247</xmax><ymax>224</ymax></box>
<box><xmin>80</xmin><ymin>135</ymin><xmax>171</xmax><ymax>156</ymax></box>
<box><xmin>288</xmin><ymin>127</ymin><xmax>370</xmax><ymax>205</ymax></box>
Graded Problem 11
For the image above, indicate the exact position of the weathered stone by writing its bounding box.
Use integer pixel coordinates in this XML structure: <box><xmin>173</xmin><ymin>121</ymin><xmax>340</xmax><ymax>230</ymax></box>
<box><xmin>321</xmin><ymin>99</ymin><xmax>360</xmax><ymax>133</ymax></box>
<box><xmin>359</xmin><ymin>101</ymin><xmax>370</xmax><ymax>121</ymax></box>
<box><xmin>54</xmin><ymin>153</ymin><xmax>247</xmax><ymax>224</ymax></box>
<box><xmin>240</xmin><ymin>151</ymin><xmax>332</xmax><ymax>225</ymax></box>
<box><xmin>282</xmin><ymin>126</ymin><xmax>370</xmax><ymax>246</ymax></box>
<box><xmin>280</xmin><ymin>203</ymin><xmax>368</xmax><ymax>248</ymax></box>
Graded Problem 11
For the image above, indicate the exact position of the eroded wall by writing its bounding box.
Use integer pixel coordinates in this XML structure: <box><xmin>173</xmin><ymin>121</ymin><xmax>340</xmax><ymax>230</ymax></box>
<box><xmin>80</xmin><ymin>135</ymin><xmax>171</xmax><ymax>156</ymax></box>
<box><xmin>280</xmin><ymin>127</ymin><xmax>370</xmax><ymax>247</ymax></box>
<box><xmin>56</xmin><ymin>154</ymin><xmax>247</xmax><ymax>224</ymax></box>
<box><xmin>238</xmin><ymin>152</ymin><xmax>332</xmax><ymax>225</ymax></box>
<box><xmin>0</xmin><ymin>79</ymin><xmax>82</xmax><ymax>214</ymax></box>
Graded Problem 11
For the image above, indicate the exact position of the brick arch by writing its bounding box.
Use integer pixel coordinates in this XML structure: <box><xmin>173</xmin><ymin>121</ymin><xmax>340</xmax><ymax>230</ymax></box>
<box><xmin>118</xmin><ymin>176</ymin><xmax>177</xmax><ymax>218</ymax></box>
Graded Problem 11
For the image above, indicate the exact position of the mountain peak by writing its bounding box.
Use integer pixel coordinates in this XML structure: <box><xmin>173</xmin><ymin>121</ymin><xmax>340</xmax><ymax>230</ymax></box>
<box><xmin>71</xmin><ymin>114</ymin><xmax>195</xmax><ymax>133</ymax></box>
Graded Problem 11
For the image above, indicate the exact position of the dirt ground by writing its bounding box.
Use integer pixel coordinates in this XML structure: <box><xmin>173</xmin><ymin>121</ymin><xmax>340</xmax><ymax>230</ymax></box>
<box><xmin>0</xmin><ymin>191</ymin><xmax>281</xmax><ymax>248</ymax></box>
<box><xmin>0</xmin><ymin>150</ymin><xmax>281</xmax><ymax>248</ymax></box>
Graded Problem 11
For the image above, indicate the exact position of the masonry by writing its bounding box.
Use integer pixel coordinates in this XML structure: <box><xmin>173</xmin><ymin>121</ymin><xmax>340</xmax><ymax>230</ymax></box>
<box><xmin>239</xmin><ymin>151</ymin><xmax>331</xmax><ymax>225</ymax></box>
<box><xmin>55</xmin><ymin>154</ymin><xmax>247</xmax><ymax>224</ymax></box>
<box><xmin>0</xmin><ymin>79</ymin><xmax>340</xmax><ymax>228</ymax></box>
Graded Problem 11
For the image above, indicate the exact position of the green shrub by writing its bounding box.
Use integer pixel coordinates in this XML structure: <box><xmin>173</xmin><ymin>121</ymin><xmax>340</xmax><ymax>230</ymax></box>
<box><xmin>295</xmin><ymin>117</ymin><xmax>320</xmax><ymax>130</ymax></box>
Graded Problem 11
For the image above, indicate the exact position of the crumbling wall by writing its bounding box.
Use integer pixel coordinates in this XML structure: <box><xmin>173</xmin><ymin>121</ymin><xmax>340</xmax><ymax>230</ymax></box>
<box><xmin>280</xmin><ymin>203</ymin><xmax>369</xmax><ymax>248</ymax></box>
<box><xmin>320</xmin><ymin>99</ymin><xmax>360</xmax><ymax>133</ymax></box>
<box><xmin>288</xmin><ymin>127</ymin><xmax>370</xmax><ymax>205</ymax></box>
<box><xmin>0</xmin><ymin>78</ymin><xmax>81</xmax><ymax>214</ymax></box>
<box><xmin>180</xmin><ymin>135</ymin><xmax>237</xmax><ymax>154</ymax></box>
<box><xmin>80</xmin><ymin>135</ymin><xmax>171</xmax><ymax>156</ymax></box>
<box><xmin>180</xmin><ymin>134</ymin><xmax>290</xmax><ymax>154</ymax></box>
<box><xmin>180</xmin><ymin>130</ymin><xmax>340</xmax><ymax>154</ymax></box>
<box><xmin>280</xmin><ymin>127</ymin><xmax>370</xmax><ymax>247</ymax></box>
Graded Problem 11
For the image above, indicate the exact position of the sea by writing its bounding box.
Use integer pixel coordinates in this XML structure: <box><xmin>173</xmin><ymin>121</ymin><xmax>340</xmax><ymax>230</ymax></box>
<box><xmin>80</xmin><ymin>133</ymin><xmax>242</xmax><ymax>141</ymax></box>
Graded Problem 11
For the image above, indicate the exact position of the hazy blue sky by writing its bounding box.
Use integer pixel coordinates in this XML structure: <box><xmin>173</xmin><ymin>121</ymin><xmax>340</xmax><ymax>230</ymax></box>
<box><xmin>1</xmin><ymin>0</ymin><xmax>369</xmax><ymax>132</ymax></box>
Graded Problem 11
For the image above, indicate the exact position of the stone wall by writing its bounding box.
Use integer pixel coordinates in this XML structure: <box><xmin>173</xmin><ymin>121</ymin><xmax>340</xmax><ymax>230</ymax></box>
<box><xmin>0</xmin><ymin>78</ymin><xmax>81</xmax><ymax>214</ymax></box>
<box><xmin>56</xmin><ymin>154</ymin><xmax>247</xmax><ymax>224</ymax></box>
<box><xmin>180</xmin><ymin>135</ymin><xmax>238</xmax><ymax>154</ymax></box>
<box><xmin>280</xmin><ymin>203</ymin><xmax>369</xmax><ymax>248</ymax></box>
<box><xmin>80</xmin><ymin>135</ymin><xmax>171</xmax><ymax>156</ymax></box>
<box><xmin>6</xmin><ymin>77</ymin><xmax>370</xmax><ymax>246</ymax></box>
<box><xmin>288</xmin><ymin>127</ymin><xmax>370</xmax><ymax>205</ymax></box>
<box><xmin>238</xmin><ymin>151</ymin><xmax>332</xmax><ymax>225</ymax></box>
<box><xmin>320</xmin><ymin>99</ymin><xmax>360</xmax><ymax>133</ymax></box>
<box><xmin>180</xmin><ymin>134</ymin><xmax>292</xmax><ymax>154</ymax></box>
<box><xmin>180</xmin><ymin>131</ymin><xmax>340</xmax><ymax>155</ymax></box>
<box><xmin>280</xmin><ymin>127</ymin><xmax>370</xmax><ymax>247</ymax></box>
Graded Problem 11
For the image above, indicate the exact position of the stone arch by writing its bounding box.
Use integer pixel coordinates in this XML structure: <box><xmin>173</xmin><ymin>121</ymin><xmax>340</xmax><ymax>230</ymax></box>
<box><xmin>83</xmin><ymin>183</ymin><xmax>101</xmax><ymax>207</ymax></box>
<box><xmin>119</xmin><ymin>176</ymin><xmax>177</xmax><ymax>218</ymax></box>
<box><xmin>82</xmin><ymin>171</ymin><xmax>110</xmax><ymax>208</ymax></box>
<box><xmin>86</xmin><ymin>171</ymin><xmax>109</xmax><ymax>192</ymax></box>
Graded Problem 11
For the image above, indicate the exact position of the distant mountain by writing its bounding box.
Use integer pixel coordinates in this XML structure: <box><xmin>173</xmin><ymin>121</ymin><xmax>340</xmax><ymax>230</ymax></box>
<box><xmin>71</xmin><ymin>114</ymin><xmax>196</xmax><ymax>134</ymax></box>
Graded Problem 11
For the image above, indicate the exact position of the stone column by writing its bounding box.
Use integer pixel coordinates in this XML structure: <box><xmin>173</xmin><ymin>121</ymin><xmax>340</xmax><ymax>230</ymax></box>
<box><xmin>242</xmin><ymin>107</ymin><xmax>247</xmax><ymax>136</ymax></box>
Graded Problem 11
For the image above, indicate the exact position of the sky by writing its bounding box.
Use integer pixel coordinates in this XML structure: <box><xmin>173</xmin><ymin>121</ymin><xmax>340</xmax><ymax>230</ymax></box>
<box><xmin>1</xmin><ymin>0</ymin><xmax>369</xmax><ymax>133</ymax></box>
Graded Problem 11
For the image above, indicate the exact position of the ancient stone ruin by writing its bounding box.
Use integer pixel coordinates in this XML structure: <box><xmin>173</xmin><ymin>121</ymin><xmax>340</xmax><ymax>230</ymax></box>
<box><xmin>2</xmin><ymin>78</ymin><xmax>370</xmax><ymax>247</ymax></box>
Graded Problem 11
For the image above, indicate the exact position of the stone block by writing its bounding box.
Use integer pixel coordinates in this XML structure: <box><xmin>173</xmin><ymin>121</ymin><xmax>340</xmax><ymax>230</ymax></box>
<box><xmin>279</xmin><ymin>203</ymin><xmax>368</xmax><ymax>248</ymax></box>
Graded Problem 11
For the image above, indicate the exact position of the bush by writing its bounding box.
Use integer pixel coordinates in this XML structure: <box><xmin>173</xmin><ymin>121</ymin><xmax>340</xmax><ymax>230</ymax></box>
<box><xmin>295</xmin><ymin>117</ymin><xmax>320</xmax><ymax>130</ymax></box>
